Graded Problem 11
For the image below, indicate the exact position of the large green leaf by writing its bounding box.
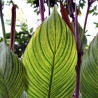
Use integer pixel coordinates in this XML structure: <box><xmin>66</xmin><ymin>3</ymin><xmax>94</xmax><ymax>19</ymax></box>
<box><xmin>0</xmin><ymin>41</ymin><xmax>24</xmax><ymax>97</ymax></box>
<box><xmin>23</xmin><ymin>8</ymin><xmax>77</xmax><ymax>97</ymax></box>
<box><xmin>80</xmin><ymin>34</ymin><xmax>98</xmax><ymax>98</ymax></box>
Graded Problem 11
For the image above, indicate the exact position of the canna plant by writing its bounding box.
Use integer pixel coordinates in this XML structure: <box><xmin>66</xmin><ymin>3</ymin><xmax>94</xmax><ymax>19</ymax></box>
<box><xmin>0</xmin><ymin>0</ymin><xmax>98</xmax><ymax>98</ymax></box>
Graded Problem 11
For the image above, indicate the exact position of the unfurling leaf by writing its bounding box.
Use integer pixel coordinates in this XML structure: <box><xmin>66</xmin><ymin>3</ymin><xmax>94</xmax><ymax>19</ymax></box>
<box><xmin>0</xmin><ymin>41</ymin><xmax>24</xmax><ymax>97</ymax></box>
<box><xmin>23</xmin><ymin>8</ymin><xmax>77</xmax><ymax>97</ymax></box>
<box><xmin>80</xmin><ymin>34</ymin><xmax>98</xmax><ymax>98</ymax></box>
<box><xmin>60</xmin><ymin>1</ymin><xmax>74</xmax><ymax>35</ymax></box>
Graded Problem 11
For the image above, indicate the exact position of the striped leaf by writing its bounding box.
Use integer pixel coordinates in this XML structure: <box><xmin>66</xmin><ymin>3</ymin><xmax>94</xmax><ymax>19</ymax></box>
<box><xmin>23</xmin><ymin>8</ymin><xmax>77</xmax><ymax>97</ymax></box>
<box><xmin>80</xmin><ymin>34</ymin><xmax>98</xmax><ymax>98</ymax></box>
<box><xmin>0</xmin><ymin>41</ymin><xmax>24</xmax><ymax>97</ymax></box>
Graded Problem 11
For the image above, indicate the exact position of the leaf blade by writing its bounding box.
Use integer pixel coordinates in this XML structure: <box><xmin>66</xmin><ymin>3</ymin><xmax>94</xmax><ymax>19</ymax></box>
<box><xmin>0</xmin><ymin>41</ymin><xmax>24</xmax><ymax>97</ymax></box>
<box><xmin>80</xmin><ymin>34</ymin><xmax>98</xmax><ymax>98</ymax></box>
<box><xmin>23</xmin><ymin>8</ymin><xmax>77</xmax><ymax>97</ymax></box>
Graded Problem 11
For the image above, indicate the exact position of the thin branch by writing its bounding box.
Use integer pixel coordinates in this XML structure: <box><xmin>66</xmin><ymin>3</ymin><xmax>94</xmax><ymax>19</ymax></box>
<box><xmin>39</xmin><ymin>0</ymin><xmax>44</xmax><ymax>22</ymax></box>
<box><xmin>0</xmin><ymin>0</ymin><xmax>6</xmax><ymax>43</ymax></box>
<box><xmin>9</xmin><ymin>4</ymin><xmax>16</xmax><ymax>51</ymax></box>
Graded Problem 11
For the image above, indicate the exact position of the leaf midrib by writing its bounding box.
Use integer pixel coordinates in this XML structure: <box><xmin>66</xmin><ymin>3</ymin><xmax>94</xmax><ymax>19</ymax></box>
<box><xmin>48</xmin><ymin>10</ymin><xmax>56</xmax><ymax>98</ymax></box>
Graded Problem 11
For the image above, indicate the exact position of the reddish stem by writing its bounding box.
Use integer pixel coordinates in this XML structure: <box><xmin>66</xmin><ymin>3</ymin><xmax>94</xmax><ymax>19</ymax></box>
<box><xmin>75</xmin><ymin>52</ymin><xmax>82</xmax><ymax>98</ymax></box>
<box><xmin>75</xmin><ymin>2</ymin><xmax>82</xmax><ymax>98</ymax></box>
<box><xmin>83</xmin><ymin>6</ymin><xmax>89</xmax><ymax>34</ymax></box>
<box><xmin>39</xmin><ymin>0</ymin><xmax>44</xmax><ymax>22</ymax></box>
<box><xmin>9</xmin><ymin>4</ymin><xmax>16</xmax><ymax>51</ymax></box>
<box><xmin>81</xmin><ymin>0</ymin><xmax>97</xmax><ymax>47</ymax></box>
<box><xmin>85</xmin><ymin>0</ymin><xmax>97</xmax><ymax>32</ymax></box>
<box><xmin>75</xmin><ymin>0</ymin><xmax>97</xmax><ymax>97</ymax></box>
<box><xmin>75</xmin><ymin>3</ymin><xmax>80</xmax><ymax>51</ymax></box>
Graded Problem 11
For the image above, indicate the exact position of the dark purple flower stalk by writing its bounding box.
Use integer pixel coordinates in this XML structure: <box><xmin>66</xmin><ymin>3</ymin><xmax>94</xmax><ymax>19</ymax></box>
<box><xmin>75</xmin><ymin>3</ymin><xmax>80</xmax><ymax>51</ymax></box>
<box><xmin>67</xmin><ymin>0</ymin><xmax>73</xmax><ymax>15</ymax></box>
<box><xmin>75</xmin><ymin>1</ymin><xmax>82</xmax><ymax>98</ymax></box>
<box><xmin>81</xmin><ymin>0</ymin><xmax>97</xmax><ymax>47</ymax></box>
<box><xmin>39</xmin><ymin>0</ymin><xmax>44</xmax><ymax>22</ymax></box>
<box><xmin>75</xmin><ymin>0</ymin><xmax>97</xmax><ymax>98</ymax></box>
<box><xmin>75</xmin><ymin>54</ymin><xmax>81</xmax><ymax>98</ymax></box>
<box><xmin>9</xmin><ymin>4</ymin><xmax>16</xmax><ymax>52</ymax></box>
<box><xmin>67</xmin><ymin>0</ymin><xmax>75</xmax><ymax>22</ymax></box>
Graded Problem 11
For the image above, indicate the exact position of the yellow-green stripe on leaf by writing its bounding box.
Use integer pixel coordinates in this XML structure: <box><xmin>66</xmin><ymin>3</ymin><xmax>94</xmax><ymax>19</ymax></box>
<box><xmin>23</xmin><ymin>7</ymin><xmax>77</xmax><ymax>98</ymax></box>
<box><xmin>80</xmin><ymin>34</ymin><xmax>98</xmax><ymax>98</ymax></box>
<box><xmin>0</xmin><ymin>41</ymin><xmax>24</xmax><ymax>97</ymax></box>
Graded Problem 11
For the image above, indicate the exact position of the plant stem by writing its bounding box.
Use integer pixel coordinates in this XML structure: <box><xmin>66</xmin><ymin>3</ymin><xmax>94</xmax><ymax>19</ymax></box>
<box><xmin>39</xmin><ymin>0</ymin><xmax>44</xmax><ymax>22</ymax></box>
<box><xmin>83</xmin><ymin>6</ymin><xmax>89</xmax><ymax>34</ymax></box>
<box><xmin>75</xmin><ymin>3</ymin><xmax>80</xmax><ymax>51</ymax></box>
<box><xmin>48</xmin><ymin>0</ymin><xmax>50</xmax><ymax>15</ymax></box>
<box><xmin>9</xmin><ymin>4</ymin><xmax>16</xmax><ymax>51</ymax></box>
<box><xmin>80</xmin><ymin>2</ymin><xmax>90</xmax><ymax>48</ymax></box>
<box><xmin>0</xmin><ymin>0</ymin><xmax>6</xmax><ymax>43</ymax></box>
<box><xmin>80</xmin><ymin>0</ymin><xmax>96</xmax><ymax>48</ymax></box>
<box><xmin>75</xmin><ymin>52</ymin><xmax>82</xmax><ymax>98</ymax></box>
<box><xmin>75</xmin><ymin>1</ymin><xmax>82</xmax><ymax>98</ymax></box>
<box><xmin>75</xmin><ymin>0</ymin><xmax>97</xmax><ymax>97</ymax></box>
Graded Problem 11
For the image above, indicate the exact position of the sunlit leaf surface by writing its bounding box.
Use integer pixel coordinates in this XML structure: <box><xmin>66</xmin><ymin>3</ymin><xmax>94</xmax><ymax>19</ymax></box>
<box><xmin>23</xmin><ymin>8</ymin><xmax>77</xmax><ymax>98</ymax></box>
